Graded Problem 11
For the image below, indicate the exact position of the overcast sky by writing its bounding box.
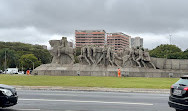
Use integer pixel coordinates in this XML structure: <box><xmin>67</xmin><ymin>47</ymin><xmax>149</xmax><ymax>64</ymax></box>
<box><xmin>0</xmin><ymin>0</ymin><xmax>188</xmax><ymax>50</ymax></box>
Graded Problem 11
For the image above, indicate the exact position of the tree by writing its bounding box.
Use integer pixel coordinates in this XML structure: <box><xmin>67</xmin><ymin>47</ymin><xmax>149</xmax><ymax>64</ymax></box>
<box><xmin>182</xmin><ymin>49</ymin><xmax>188</xmax><ymax>59</ymax></box>
<box><xmin>19</xmin><ymin>54</ymin><xmax>41</xmax><ymax>70</ymax></box>
<box><xmin>150</xmin><ymin>44</ymin><xmax>182</xmax><ymax>59</ymax></box>
<box><xmin>167</xmin><ymin>52</ymin><xmax>184</xmax><ymax>59</ymax></box>
<box><xmin>31</xmin><ymin>48</ymin><xmax>52</xmax><ymax>64</ymax></box>
<box><xmin>0</xmin><ymin>48</ymin><xmax>19</xmax><ymax>70</ymax></box>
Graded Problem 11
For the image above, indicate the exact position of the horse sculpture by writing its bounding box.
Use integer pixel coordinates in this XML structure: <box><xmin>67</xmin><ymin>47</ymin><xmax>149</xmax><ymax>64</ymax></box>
<box><xmin>57</xmin><ymin>37</ymin><xmax>75</xmax><ymax>64</ymax></box>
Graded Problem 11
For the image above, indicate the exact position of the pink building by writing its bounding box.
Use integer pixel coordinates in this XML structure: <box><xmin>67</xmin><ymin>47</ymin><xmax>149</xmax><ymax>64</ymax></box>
<box><xmin>75</xmin><ymin>30</ymin><xmax>106</xmax><ymax>48</ymax></box>
<box><xmin>107</xmin><ymin>32</ymin><xmax>130</xmax><ymax>50</ymax></box>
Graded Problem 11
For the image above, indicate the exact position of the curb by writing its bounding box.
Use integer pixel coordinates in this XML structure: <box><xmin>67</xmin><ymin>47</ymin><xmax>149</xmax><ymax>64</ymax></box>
<box><xmin>14</xmin><ymin>86</ymin><xmax>170</xmax><ymax>94</ymax></box>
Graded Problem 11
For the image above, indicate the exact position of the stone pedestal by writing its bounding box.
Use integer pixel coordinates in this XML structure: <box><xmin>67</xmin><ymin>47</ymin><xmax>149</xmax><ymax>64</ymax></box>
<box><xmin>32</xmin><ymin>63</ymin><xmax>188</xmax><ymax>78</ymax></box>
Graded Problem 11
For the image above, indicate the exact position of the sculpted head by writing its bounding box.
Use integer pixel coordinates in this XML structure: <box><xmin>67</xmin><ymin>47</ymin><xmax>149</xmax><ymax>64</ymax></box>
<box><xmin>61</xmin><ymin>37</ymin><xmax>68</xmax><ymax>47</ymax></box>
<box><xmin>49</xmin><ymin>40</ymin><xmax>61</xmax><ymax>48</ymax></box>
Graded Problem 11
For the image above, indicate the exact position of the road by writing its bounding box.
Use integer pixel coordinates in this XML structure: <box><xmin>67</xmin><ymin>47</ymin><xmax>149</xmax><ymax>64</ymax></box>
<box><xmin>1</xmin><ymin>90</ymin><xmax>174</xmax><ymax>111</ymax></box>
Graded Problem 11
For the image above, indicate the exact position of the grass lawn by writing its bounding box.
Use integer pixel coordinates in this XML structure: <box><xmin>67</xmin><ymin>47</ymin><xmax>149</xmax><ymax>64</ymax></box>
<box><xmin>0</xmin><ymin>75</ymin><xmax>179</xmax><ymax>89</ymax></box>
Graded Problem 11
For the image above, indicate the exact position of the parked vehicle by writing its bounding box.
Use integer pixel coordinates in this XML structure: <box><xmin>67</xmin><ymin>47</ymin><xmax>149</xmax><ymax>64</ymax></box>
<box><xmin>169</xmin><ymin>75</ymin><xmax>188</xmax><ymax>111</ymax></box>
<box><xmin>18</xmin><ymin>71</ymin><xmax>24</xmax><ymax>74</ymax></box>
<box><xmin>0</xmin><ymin>84</ymin><xmax>18</xmax><ymax>108</ymax></box>
<box><xmin>4</xmin><ymin>68</ymin><xmax>18</xmax><ymax>74</ymax></box>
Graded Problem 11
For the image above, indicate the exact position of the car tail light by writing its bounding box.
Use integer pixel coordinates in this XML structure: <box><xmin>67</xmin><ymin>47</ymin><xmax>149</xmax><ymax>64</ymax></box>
<box><xmin>184</xmin><ymin>87</ymin><xmax>188</xmax><ymax>91</ymax></box>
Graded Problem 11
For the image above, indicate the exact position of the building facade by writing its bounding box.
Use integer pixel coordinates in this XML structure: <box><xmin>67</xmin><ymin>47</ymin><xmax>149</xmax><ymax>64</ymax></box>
<box><xmin>107</xmin><ymin>32</ymin><xmax>130</xmax><ymax>50</ymax></box>
<box><xmin>130</xmin><ymin>37</ymin><xmax>143</xmax><ymax>48</ymax></box>
<box><xmin>75</xmin><ymin>30</ymin><xmax>106</xmax><ymax>48</ymax></box>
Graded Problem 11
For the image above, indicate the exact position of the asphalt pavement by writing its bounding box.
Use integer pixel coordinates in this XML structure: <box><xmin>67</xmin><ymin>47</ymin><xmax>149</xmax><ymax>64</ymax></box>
<box><xmin>0</xmin><ymin>90</ymin><xmax>175</xmax><ymax>111</ymax></box>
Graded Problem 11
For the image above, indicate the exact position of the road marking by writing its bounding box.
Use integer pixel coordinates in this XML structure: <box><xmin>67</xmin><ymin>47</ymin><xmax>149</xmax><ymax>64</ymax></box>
<box><xmin>20</xmin><ymin>93</ymin><xmax>77</xmax><ymax>96</ymax></box>
<box><xmin>17</xmin><ymin>109</ymin><xmax>40</xmax><ymax>111</ymax></box>
<box><xmin>19</xmin><ymin>98</ymin><xmax>153</xmax><ymax>106</ymax></box>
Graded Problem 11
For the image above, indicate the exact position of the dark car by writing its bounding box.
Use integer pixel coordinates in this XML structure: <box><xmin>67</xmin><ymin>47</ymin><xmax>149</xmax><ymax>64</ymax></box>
<box><xmin>169</xmin><ymin>75</ymin><xmax>188</xmax><ymax>111</ymax></box>
<box><xmin>0</xmin><ymin>84</ymin><xmax>18</xmax><ymax>108</ymax></box>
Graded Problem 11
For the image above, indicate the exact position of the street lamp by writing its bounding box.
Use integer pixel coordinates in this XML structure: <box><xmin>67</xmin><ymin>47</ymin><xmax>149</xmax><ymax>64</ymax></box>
<box><xmin>25</xmin><ymin>59</ymin><xmax>35</xmax><ymax>70</ymax></box>
<box><xmin>4</xmin><ymin>50</ymin><xmax>7</xmax><ymax>74</ymax></box>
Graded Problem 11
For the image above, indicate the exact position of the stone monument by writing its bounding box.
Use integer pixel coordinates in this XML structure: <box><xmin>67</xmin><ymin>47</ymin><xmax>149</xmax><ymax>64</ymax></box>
<box><xmin>49</xmin><ymin>37</ymin><xmax>75</xmax><ymax>65</ymax></box>
<box><xmin>33</xmin><ymin>37</ymin><xmax>188</xmax><ymax>78</ymax></box>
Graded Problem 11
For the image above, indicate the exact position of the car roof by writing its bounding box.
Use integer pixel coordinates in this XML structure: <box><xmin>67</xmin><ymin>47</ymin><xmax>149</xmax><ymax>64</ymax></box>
<box><xmin>181</xmin><ymin>75</ymin><xmax>188</xmax><ymax>79</ymax></box>
<box><xmin>0</xmin><ymin>84</ymin><xmax>15</xmax><ymax>89</ymax></box>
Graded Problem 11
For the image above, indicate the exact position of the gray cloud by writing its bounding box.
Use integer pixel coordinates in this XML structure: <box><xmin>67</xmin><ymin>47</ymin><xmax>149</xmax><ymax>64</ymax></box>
<box><xmin>0</xmin><ymin>0</ymin><xmax>188</xmax><ymax>50</ymax></box>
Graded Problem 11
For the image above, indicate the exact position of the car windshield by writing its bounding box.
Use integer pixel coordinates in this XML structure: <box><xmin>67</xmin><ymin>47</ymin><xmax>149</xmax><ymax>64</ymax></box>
<box><xmin>175</xmin><ymin>79</ymin><xmax>188</xmax><ymax>86</ymax></box>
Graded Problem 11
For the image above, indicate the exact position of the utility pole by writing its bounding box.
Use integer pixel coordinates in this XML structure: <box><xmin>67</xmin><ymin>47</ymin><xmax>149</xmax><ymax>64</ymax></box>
<box><xmin>4</xmin><ymin>50</ymin><xmax>7</xmax><ymax>74</ymax></box>
<box><xmin>32</xmin><ymin>62</ymin><xmax>34</xmax><ymax>71</ymax></box>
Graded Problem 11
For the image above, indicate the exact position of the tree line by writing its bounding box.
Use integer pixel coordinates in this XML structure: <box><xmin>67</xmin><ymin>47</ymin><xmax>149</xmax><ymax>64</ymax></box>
<box><xmin>0</xmin><ymin>42</ymin><xmax>52</xmax><ymax>71</ymax></box>
<box><xmin>149</xmin><ymin>44</ymin><xmax>188</xmax><ymax>59</ymax></box>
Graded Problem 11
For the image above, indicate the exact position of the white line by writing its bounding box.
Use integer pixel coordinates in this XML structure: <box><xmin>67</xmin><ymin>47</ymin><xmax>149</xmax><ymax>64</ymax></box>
<box><xmin>17</xmin><ymin>109</ymin><xmax>40</xmax><ymax>111</ymax></box>
<box><xmin>20</xmin><ymin>93</ymin><xmax>77</xmax><ymax>96</ymax></box>
<box><xmin>19</xmin><ymin>98</ymin><xmax>153</xmax><ymax>106</ymax></box>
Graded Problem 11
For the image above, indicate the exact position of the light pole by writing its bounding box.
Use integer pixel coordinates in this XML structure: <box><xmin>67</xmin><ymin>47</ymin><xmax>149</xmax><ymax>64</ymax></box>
<box><xmin>4</xmin><ymin>50</ymin><xmax>7</xmax><ymax>74</ymax></box>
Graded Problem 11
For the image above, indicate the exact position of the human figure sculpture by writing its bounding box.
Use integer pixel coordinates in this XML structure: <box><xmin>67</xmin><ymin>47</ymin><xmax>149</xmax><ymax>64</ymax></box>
<box><xmin>87</xmin><ymin>45</ymin><xmax>95</xmax><ymax>64</ymax></box>
<box><xmin>92</xmin><ymin>45</ymin><xmax>97</xmax><ymax>63</ymax></box>
<box><xmin>112</xmin><ymin>50</ymin><xmax>122</xmax><ymax>67</ymax></box>
<box><xmin>128</xmin><ymin>47</ymin><xmax>137</xmax><ymax>67</ymax></box>
<box><xmin>49</xmin><ymin>40</ymin><xmax>61</xmax><ymax>64</ymax></box>
<box><xmin>122</xmin><ymin>47</ymin><xmax>132</xmax><ymax>67</ymax></box>
<box><xmin>106</xmin><ymin>46</ymin><xmax>114</xmax><ymax>66</ymax></box>
<box><xmin>57</xmin><ymin>37</ymin><xmax>75</xmax><ymax>64</ymax></box>
<box><xmin>97</xmin><ymin>45</ymin><xmax>108</xmax><ymax>65</ymax></box>
<box><xmin>135</xmin><ymin>47</ymin><xmax>146</xmax><ymax>68</ymax></box>
<box><xmin>143</xmin><ymin>49</ymin><xmax>156</xmax><ymax>69</ymax></box>
<box><xmin>81</xmin><ymin>45</ymin><xmax>91</xmax><ymax>65</ymax></box>
<box><xmin>95</xmin><ymin>46</ymin><xmax>102</xmax><ymax>64</ymax></box>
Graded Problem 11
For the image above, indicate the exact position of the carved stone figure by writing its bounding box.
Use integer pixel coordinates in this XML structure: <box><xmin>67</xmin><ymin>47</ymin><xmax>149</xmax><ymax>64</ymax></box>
<box><xmin>122</xmin><ymin>47</ymin><xmax>132</xmax><ymax>67</ymax></box>
<box><xmin>143</xmin><ymin>49</ymin><xmax>156</xmax><ymax>69</ymax></box>
<box><xmin>50</xmin><ymin>37</ymin><xmax>75</xmax><ymax>65</ymax></box>
<box><xmin>129</xmin><ymin>47</ymin><xmax>137</xmax><ymax>67</ymax></box>
<box><xmin>80</xmin><ymin>45</ymin><xmax>91</xmax><ymax>65</ymax></box>
<box><xmin>49</xmin><ymin>40</ymin><xmax>61</xmax><ymax>64</ymax></box>
<box><xmin>112</xmin><ymin>50</ymin><xmax>122</xmax><ymax>67</ymax></box>
<box><xmin>87</xmin><ymin>45</ymin><xmax>95</xmax><ymax>64</ymax></box>
<box><xmin>106</xmin><ymin>46</ymin><xmax>114</xmax><ymax>66</ymax></box>
<box><xmin>97</xmin><ymin>45</ymin><xmax>108</xmax><ymax>65</ymax></box>
<box><xmin>135</xmin><ymin>47</ymin><xmax>146</xmax><ymax>67</ymax></box>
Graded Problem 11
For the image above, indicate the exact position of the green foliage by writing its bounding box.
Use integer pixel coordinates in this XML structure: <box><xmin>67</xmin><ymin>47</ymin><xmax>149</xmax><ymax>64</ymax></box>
<box><xmin>19</xmin><ymin>54</ymin><xmax>42</xmax><ymax>70</ymax></box>
<box><xmin>0</xmin><ymin>42</ymin><xmax>51</xmax><ymax>70</ymax></box>
<box><xmin>0</xmin><ymin>49</ymin><xmax>19</xmax><ymax>70</ymax></box>
<box><xmin>182</xmin><ymin>49</ymin><xmax>188</xmax><ymax>59</ymax></box>
<box><xmin>150</xmin><ymin>44</ymin><xmax>183</xmax><ymax>59</ymax></box>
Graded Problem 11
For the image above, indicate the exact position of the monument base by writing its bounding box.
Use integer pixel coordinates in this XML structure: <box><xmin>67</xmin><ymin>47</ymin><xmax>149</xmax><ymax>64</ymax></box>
<box><xmin>32</xmin><ymin>63</ymin><xmax>188</xmax><ymax>78</ymax></box>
